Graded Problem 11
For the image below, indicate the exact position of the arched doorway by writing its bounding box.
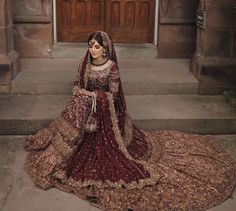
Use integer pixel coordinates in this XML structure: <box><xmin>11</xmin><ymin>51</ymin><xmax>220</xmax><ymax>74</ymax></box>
<box><xmin>56</xmin><ymin>0</ymin><xmax>156</xmax><ymax>43</ymax></box>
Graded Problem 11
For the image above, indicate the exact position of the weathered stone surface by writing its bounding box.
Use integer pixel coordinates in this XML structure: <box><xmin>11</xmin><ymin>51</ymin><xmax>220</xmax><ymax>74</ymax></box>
<box><xmin>14</xmin><ymin>23</ymin><xmax>53</xmax><ymax>58</ymax></box>
<box><xmin>0</xmin><ymin>28</ymin><xmax>7</xmax><ymax>55</ymax></box>
<box><xmin>191</xmin><ymin>55</ymin><xmax>236</xmax><ymax>94</ymax></box>
<box><xmin>0</xmin><ymin>136</ymin><xmax>96</xmax><ymax>211</ymax></box>
<box><xmin>158</xmin><ymin>0</ymin><xmax>198</xmax><ymax>58</ymax></box>
<box><xmin>233</xmin><ymin>32</ymin><xmax>236</xmax><ymax>58</ymax></box>
<box><xmin>13</xmin><ymin>0</ymin><xmax>46</xmax><ymax>16</ymax></box>
<box><xmin>191</xmin><ymin>0</ymin><xmax>236</xmax><ymax>94</ymax></box>
<box><xmin>0</xmin><ymin>1</ymin><xmax>14</xmax><ymax>54</ymax></box>
<box><xmin>9</xmin><ymin>50</ymin><xmax>20</xmax><ymax>78</ymax></box>
<box><xmin>0</xmin><ymin>135</ymin><xmax>235</xmax><ymax>211</ymax></box>
<box><xmin>1</xmin><ymin>94</ymin><xmax>236</xmax><ymax>135</ymax></box>
<box><xmin>0</xmin><ymin>65</ymin><xmax>11</xmax><ymax>85</ymax></box>
<box><xmin>158</xmin><ymin>25</ymin><xmax>196</xmax><ymax>58</ymax></box>
<box><xmin>6</xmin><ymin>25</ymin><xmax>14</xmax><ymax>53</ymax></box>
<box><xmin>204</xmin><ymin>31</ymin><xmax>231</xmax><ymax>57</ymax></box>
<box><xmin>12</xmin><ymin>58</ymin><xmax>197</xmax><ymax>95</ymax></box>
<box><xmin>0</xmin><ymin>85</ymin><xmax>11</xmax><ymax>94</ymax></box>
<box><xmin>159</xmin><ymin>0</ymin><xmax>198</xmax><ymax>23</ymax></box>
<box><xmin>13</xmin><ymin>0</ymin><xmax>52</xmax><ymax>22</ymax></box>
<box><xmin>0</xmin><ymin>50</ymin><xmax>20</xmax><ymax>85</ymax></box>
<box><xmin>207</xmin><ymin>8</ymin><xmax>236</xmax><ymax>30</ymax></box>
<box><xmin>0</xmin><ymin>0</ymin><xmax>20</xmax><ymax>94</ymax></box>
<box><xmin>0</xmin><ymin>25</ymin><xmax>14</xmax><ymax>55</ymax></box>
<box><xmin>196</xmin><ymin>30</ymin><xmax>232</xmax><ymax>58</ymax></box>
<box><xmin>0</xmin><ymin>136</ymin><xmax>26</xmax><ymax>210</ymax></box>
<box><xmin>10</xmin><ymin>0</ymin><xmax>53</xmax><ymax>57</ymax></box>
<box><xmin>196</xmin><ymin>29</ymin><xmax>204</xmax><ymax>56</ymax></box>
<box><xmin>0</xmin><ymin>0</ymin><xmax>13</xmax><ymax>27</ymax></box>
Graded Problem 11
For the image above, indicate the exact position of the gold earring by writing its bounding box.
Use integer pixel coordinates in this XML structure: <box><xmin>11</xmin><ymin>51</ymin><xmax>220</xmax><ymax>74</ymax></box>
<box><xmin>103</xmin><ymin>51</ymin><xmax>107</xmax><ymax>57</ymax></box>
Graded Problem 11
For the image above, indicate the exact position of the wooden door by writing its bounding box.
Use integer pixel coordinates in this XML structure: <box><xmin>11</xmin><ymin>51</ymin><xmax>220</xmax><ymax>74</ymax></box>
<box><xmin>106</xmin><ymin>0</ymin><xmax>155</xmax><ymax>42</ymax></box>
<box><xmin>57</xmin><ymin>0</ymin><xmax>155</xmax><ymax>42</ymax></box>
<box><xmin>57</xmin><ymin>0</ymin><xmax>105</xmax><ymax>42</ymax></box>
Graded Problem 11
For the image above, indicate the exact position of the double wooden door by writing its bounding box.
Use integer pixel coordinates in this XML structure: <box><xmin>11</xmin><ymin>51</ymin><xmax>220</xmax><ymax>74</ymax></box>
<box><xmin>57</xmin><ymin>0</ymin><xmax>155</xmax><ymax>42</ymax></box>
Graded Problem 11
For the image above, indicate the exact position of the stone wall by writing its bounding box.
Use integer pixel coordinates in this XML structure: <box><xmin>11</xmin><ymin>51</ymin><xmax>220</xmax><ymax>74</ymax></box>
<box><xmin>158</xmin><ymin>0</ymin><xmax>198</xmax><ymax>58</ymax></box>
<box><xmin>0</xmin><ymin>0</ymin><xmax>20</xmax><ymax>94</ymax></box>
<box><xmin>191</xmin><ymin>0</ymin><xmax>236</xmax><ymax>94</ymax></box>
<box><xmin>13</xmin><ymin>0</ymin><xmax>53</xmax><ymax>57</ymax></box>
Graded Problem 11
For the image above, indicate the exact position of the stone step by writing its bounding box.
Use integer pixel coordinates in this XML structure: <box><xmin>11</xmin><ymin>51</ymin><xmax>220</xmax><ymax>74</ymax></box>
<box><xmin>0</xmin><ymin>135</ymin><xmax>235</xmax><ymax>211</ymax></box>
<box><xmin>12</xmin><ymin>58</ymin><xmax>198</xmax><ymax>95</ymax></box>
<box><xmin>52</xmin><ymin>43</ymin><xmax>157</xmax><ymax>59</ymax></box>
<box><xmin>0</xmin><ymin>94</ymin><xmax>236</xmax><ymax>135</ymax></box>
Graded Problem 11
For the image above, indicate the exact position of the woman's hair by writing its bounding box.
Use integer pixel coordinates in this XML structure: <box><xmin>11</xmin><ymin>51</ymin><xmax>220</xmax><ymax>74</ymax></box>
<box><xmin>87</xmin><ymin>32</ymin><xmax>105</xmax><ymax>48</ymax></box>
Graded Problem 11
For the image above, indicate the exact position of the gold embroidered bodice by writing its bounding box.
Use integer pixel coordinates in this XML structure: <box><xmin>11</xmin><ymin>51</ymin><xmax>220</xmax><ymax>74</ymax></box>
<box><xmin>86</xmin><ymin>60</ymin><xmax>119</xmax><ymax>96</ymax></box>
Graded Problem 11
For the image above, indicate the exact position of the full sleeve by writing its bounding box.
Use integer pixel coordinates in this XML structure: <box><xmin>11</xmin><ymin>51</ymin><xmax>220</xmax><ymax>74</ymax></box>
<box><xmin>108</xmin><ymin>63</ymin><xmax>120</xmax><ymax>99</ymax></box>
<box><xmin>74</xmin><ymin>58</ymin><xmax>83</xmax><ymax>87</ymax></box>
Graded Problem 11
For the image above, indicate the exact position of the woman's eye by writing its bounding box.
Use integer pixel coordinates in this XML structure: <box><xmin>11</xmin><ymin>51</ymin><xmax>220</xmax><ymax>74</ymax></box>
<box><xmin>95</xmin><ymin>45</ymin><xmax>100</xmax><ymax>49</ymax></box>
<box><xmin>88</xmin><ymin>45</ymin><xmax>93</xmax><ymax>48</ymax></box>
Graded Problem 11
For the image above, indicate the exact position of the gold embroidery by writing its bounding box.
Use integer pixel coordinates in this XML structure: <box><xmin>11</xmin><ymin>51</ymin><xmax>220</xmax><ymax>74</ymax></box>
<box><xmin>122</xmin><ymin>115</ymin><xmax>134</xmax><ymax>147</ymax></box>
<box><xmin>106</xmin><ymin>93</ymin><xmax>162</xmax><ymax>188</ymax></box>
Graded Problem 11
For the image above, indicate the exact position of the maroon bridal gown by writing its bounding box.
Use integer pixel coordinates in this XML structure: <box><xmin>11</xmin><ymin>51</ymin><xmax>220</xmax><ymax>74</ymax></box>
<box><xmin>25</xmin><ymin>50</ymin><xmax>236</xmax><ymax>211</ymax></box>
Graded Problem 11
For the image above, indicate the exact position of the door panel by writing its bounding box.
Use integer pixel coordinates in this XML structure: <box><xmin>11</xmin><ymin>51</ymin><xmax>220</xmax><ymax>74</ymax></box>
<box><xmin>57</xmin><ymin>0</ymin><xmax>155</xmax><ymax>42</ymax></box>
<box><xmin>57</xmin><ymin>0</ymin><xmax>105</xmax><ymax>42</ymax></box>
<box><xmin>107</xmin><ymin>0</ymin><xmax>155</xmax><ymax>42</ymax></box>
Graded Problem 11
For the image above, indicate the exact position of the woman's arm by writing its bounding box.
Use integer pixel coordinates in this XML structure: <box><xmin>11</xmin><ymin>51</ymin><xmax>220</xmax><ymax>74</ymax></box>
<box><xmin>108</xmin><ymin>63</ymin><xmax>120</xmax><ymax>98</ymax></box>
<box><xmin>72</xmin><ymin>86</ymin><xmax>97</xmax><ymax>97</ymax></box>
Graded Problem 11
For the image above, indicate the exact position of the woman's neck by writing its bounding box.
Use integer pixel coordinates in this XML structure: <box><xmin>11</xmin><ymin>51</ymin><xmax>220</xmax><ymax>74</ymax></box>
<box><xmin>92</xmin><ymin>57</ymin><xmax>108</xmax><ymax>66</ymax></box>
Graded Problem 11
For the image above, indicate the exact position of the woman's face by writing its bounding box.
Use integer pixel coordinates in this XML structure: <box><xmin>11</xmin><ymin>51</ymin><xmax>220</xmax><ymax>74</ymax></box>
<box><xmin>88</xmin><ymin>39</ymin><xmax>104</xmax><ymax>60</ymax></box>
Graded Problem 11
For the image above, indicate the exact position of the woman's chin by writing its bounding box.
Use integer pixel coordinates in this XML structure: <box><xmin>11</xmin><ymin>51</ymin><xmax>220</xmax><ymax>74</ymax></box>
<box><xmin>91</xmin><ymin>55</ymin><xmax>97</xmax><ymax>59</ymax></box>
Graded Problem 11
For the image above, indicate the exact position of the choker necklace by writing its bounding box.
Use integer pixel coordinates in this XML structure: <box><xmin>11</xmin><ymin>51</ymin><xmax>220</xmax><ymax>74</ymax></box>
<box><xmin>91</xmin><ymin>58</ymin><xmax>108</xmax><ymax>66</ymax></box>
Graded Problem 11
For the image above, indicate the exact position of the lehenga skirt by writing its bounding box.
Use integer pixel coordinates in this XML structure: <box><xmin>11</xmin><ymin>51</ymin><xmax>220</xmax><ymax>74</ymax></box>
<box><xmin>25</xmin><ymin>94</ymin><xmax>236</xmax><ymax>211</ymax></box>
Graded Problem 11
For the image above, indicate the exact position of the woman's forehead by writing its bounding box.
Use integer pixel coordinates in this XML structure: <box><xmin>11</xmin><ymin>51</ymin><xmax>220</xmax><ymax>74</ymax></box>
<box><xmin>89</xmin><ymin>39</ymin><xmax>100</xmax><ymax>46</ymax></box>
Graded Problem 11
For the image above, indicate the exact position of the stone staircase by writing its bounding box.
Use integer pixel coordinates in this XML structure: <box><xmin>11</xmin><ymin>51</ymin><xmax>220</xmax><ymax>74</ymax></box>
<box><xmin>1</xmin><ymin>44</ymin><xmax>236</xmax><ymax>135</ymax></box>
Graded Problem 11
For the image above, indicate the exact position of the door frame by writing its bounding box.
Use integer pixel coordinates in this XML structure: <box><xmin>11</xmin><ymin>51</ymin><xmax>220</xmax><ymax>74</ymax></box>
<box><xmin>52</xmin><ymin>0</ymin><xmax>159</xmax><ymax>45</ymax></box>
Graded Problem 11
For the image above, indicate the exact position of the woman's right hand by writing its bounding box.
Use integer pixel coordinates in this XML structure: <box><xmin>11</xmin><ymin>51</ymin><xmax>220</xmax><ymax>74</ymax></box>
<box><xmin>72</xmin><ymin>86</ymin><xmax>80</xmax><ymax>96</ymax></box>
<box><xmin>73</xmin><ymin>87</ymin><xmax>94</xmax><ymax>97</ymax></box>
<box><xmin>72</xmin><ymin>86</ymin><xmax>87</xmax><ymax>96</ymax></box>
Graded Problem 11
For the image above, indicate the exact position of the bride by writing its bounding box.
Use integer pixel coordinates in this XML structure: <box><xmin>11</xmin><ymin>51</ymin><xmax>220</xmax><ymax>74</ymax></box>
<box><xmin>25</xmin><ymin>31</ymin><xmax>235</xmax><ymax>211</ymax></box>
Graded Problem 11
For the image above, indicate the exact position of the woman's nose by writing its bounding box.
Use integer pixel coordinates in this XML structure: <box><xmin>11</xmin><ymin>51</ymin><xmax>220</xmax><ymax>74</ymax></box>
<box><xmin>91</xmin><ymin>46</ymin><xmax>96</xmax><ymax>52</ymax></box>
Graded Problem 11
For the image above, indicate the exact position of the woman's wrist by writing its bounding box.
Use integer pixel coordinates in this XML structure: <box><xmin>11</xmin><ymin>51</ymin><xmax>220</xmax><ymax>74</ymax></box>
<box><xmin>93</xmin><ymin>91</ymin><xmax>98</xmax><ymax>98</ymax></box>
<box><xmin>73</xmin><ymin>88</ymin><xmax>97</xmax><ymax>98</ymax></box>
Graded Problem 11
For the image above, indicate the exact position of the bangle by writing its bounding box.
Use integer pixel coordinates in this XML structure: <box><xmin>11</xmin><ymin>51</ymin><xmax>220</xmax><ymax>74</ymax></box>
<box><xmin>93</xmin><ymin>91</ymin><xmax>98</xmax><ymax>98</ymax></box>
<box><xmin>91</xmin><ymin>92</ymin><xmax>97</xmax><ymax>113</ymax></box>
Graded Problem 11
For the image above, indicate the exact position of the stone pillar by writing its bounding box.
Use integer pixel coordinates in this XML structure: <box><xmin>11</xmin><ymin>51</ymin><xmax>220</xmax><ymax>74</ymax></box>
<box><xmin>0</xmin><ymin>0</ymin><xmax>20</xmax><ymax>94</ymax></box>
<box><xmin>13</xmin><ymin>0</ymin><xmax>53</xmax><ymax>58</ymax></box>
<box><xmin>157</xmin><ymin>0</ymin><xmax>198</xmax><ymax>58</ymax></box>
<box><xmin>191</xmin><ymin>0</ymin><xmax>236</xmax><ymax>94</ymax></box>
